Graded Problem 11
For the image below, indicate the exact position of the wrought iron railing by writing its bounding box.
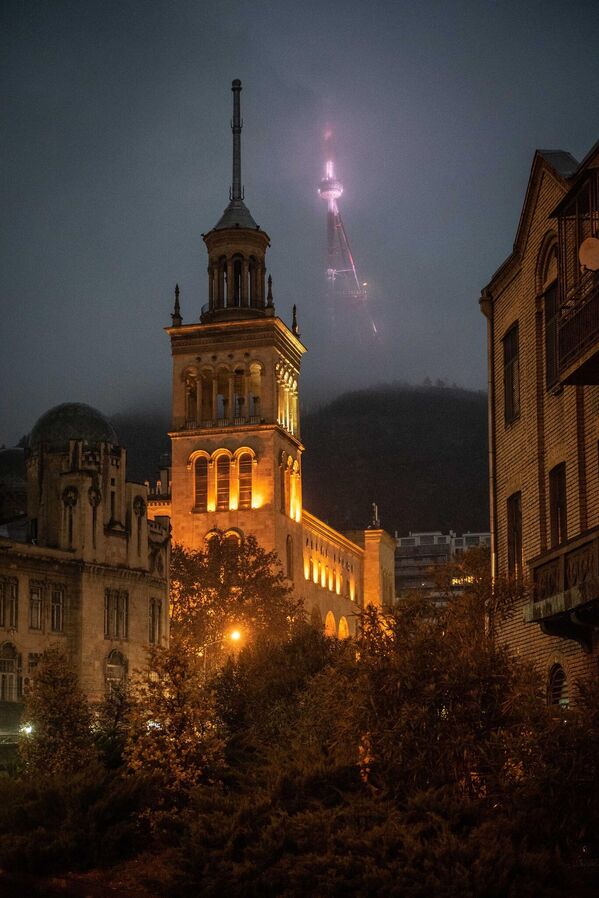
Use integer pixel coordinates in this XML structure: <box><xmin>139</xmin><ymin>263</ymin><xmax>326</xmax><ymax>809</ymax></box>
<box><xmin>558</xmin><ymin>271</ymin><xmax>599</xmax><ymax>372</ymax></box>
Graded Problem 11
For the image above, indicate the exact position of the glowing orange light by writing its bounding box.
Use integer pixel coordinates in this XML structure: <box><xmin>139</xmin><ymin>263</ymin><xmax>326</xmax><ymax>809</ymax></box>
<box><xmin>230</xmin><ymin>629</ymin><xmax>241</xmax><ymax>642</ymax></box>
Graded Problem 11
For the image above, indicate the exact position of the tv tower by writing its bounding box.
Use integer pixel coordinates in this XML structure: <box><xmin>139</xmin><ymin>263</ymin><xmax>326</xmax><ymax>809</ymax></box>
<box><xmin>318</xmin><ymin>146</ymin><xmax>377</xmax><ymax>336</ymax></box>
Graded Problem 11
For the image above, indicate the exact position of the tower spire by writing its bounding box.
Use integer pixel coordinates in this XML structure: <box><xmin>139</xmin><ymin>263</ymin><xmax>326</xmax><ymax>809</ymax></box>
<box><xmin>231</xmin><ymin>79</ymin><xmax>243</xmax><ymax>201</ymax></box>
<box><xmin>171</xmin><ymin>283</ymin><xmax>182</xmax><ymax>327</ymax></box>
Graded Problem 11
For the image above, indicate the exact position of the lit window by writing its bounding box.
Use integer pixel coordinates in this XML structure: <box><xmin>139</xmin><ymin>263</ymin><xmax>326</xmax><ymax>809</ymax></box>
<box><xmin>195</xmin><ymin>457</ymin><xmax>208</xmax><ymax>511</ymax></box>
<box><xmin>238</xmin><ymin>453</ymin><xmax>253</xmax><ymax>510</ymax></box>
<box><xmin>216</xmin><ymin>456</ymin><xmax>230</xmax><ymax>510</ymax></box>
<box><xmin>106</xmin><ymin>650</ymin><xmax>127</xmax><ymax>692</ymax></box>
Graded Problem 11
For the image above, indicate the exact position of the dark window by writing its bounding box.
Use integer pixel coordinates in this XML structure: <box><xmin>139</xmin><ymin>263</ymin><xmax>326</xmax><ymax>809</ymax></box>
<box><xmin>548</xmin><ymin>664</ymin><xmax>568</xmax><ymax>707</ymax></box>
<box><xmin>507</xmin><ymin>492</ymin><xmax>522</xmax><ymax>579</ymax></box>
<box><xmin>216</xmin><ymin>456</ymin><xmax>230</xmax><ymax>511</ymax></box>
<box><xmin>104</xmin><ymin>590</ymin><xmax>128</xmax><ymax>639</ymax></box>
<box><xmin>549</xmin><ymin>463</ymin><xmax>567</xmax><ymax>547</ymax></box>
<box><xmin>51</xmin><ymin>588</ymin><xmax>64</xmax><ymax>632</ymax></box>
<box><xmin>0</xmin><ymin>579</ymin><xmax>18</xmax><ymax>629</ymax></box>
<box><xmin>0</xmin><ymin>644</ymin><xmax>20</xmax><ymax>702</ymax></box>
<box><xmin>503</xmin><ymin>324</ymin><xmax>520</xmax><ymax>424</ymax></box>
<box><xmin>28</xmin><ymin>653</ymin><xmax>41</xmax><ymax>673</ymax></box>
<box><xmin>149</xmin><ymin>598</ymin><xmax>162</xmax><ymax>645</ymax></box>
<box><xmin>29</xmin><ymin>584</ymin><xmax>43</xmax><ymax>630</ymax></box>
<box><xmin>544</xmin><ymin>280</ymin><xmax>559</xmax><ymax>388</ymax></box>
<box><xmin>194</xmin><ymin>457</ymin><xmax>208</xmax><ymax>511</ymax></box>
<box><xmin>238</xmin><ymin>453</ymin><xmax>252</xmax><ymax>510</ymax></box>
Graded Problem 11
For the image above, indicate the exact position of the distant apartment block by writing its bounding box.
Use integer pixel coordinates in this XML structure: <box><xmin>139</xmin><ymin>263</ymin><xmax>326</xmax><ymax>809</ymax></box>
<box><xmin>394</xmin><ymin>530</ymin><xmax>490</xmax><ymax>595</ymax></box>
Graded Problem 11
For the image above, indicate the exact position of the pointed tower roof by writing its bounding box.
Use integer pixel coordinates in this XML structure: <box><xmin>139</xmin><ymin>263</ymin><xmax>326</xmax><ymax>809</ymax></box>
<box><xmin>212</xmin><ymin>79</ymin><xmax>259</xmax><ymax>232</ymax></box>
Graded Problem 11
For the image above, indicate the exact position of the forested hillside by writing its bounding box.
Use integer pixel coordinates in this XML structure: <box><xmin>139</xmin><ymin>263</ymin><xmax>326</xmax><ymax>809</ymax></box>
<box><xmin>113</xmin><ymin>382</ymin><xmax>489</xmax><ymax>536</ymax></box>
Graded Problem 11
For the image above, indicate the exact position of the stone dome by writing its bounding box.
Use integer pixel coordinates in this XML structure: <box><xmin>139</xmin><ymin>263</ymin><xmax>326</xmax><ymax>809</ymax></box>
<box><xmin>29</xmin><ymin>403</ymin><xmax>119</xmax><ymax>451</ymax></box>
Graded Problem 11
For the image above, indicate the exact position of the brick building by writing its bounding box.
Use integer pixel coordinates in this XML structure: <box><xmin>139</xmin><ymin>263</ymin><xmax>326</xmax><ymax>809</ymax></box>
<box><xmin>481</xmin><ymin>140</ymin><xmax>599</xmax><ymax>704</ymax></box>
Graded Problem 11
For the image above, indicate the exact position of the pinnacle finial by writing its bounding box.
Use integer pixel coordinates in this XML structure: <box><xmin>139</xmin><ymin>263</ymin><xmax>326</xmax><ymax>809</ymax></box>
<box><xmin>292</xmin><ymin>304</ymin><xmax>300</xmax><ymax>336</ymax></box>
<box><xmin>171</xmin><ymin>283</ymin><xmax>182</xmax><ymax>327</ymax></box>
<box><xmin>231</xmin><ymin>79</ymin><xmax>243</xmax><ymax>202</ymax></box>
<box><xmin>266</xmin><ymin>274</ymin><xmax>273</xmax><ymax>307</ymax></box>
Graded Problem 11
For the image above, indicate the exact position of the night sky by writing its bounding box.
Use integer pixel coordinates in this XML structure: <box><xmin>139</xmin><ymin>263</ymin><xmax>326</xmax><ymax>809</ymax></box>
<box><xmin>2</xmin><ymin>0</ymin><xmax>599</xmax><ymax>446</ymax></box>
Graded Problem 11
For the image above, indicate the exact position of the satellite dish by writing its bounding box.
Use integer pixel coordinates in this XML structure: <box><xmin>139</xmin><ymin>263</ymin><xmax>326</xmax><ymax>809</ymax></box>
<box><xmin>579</xmin><ymin>237</ymin><xmax>599</xmax><ymax>271</ymax></box>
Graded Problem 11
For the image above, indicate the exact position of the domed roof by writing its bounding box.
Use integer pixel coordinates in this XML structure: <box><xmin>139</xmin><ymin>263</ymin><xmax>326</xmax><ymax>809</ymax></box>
<box><xmin>29</xmin><ymin>403</ymin><xmax>119</xmax><ymax>451</ymax></box>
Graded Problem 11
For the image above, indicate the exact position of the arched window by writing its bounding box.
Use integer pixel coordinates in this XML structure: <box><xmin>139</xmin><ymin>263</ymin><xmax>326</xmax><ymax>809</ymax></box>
<box><xmin>0</xmin><ymin>643</ymin><xmax>20</xmax><ymax>702</ymax></box>
<box><xmin>200</xmin><ymin>372</ymin><xmax>213</xmax><ymax>421</ymax></box>
<box><xmin>249</xmin><ymin>362</ymin><xmax>262</xmax><ymax>418</ymax></box>
<box><xmin>216</xmin><ymin>455</ymin><xmax>230</xmax><ymax>511</ymax></box>
<box><xmin>218</xmin><ymin>256</ymin><xmax>227</xmax><ymax>307</ymax></box>
<box><xmin>233</xmin><ymin>368</ymin><xmax>245</xmax><ymax>418</ymax></box>
<box><xmin>194</xmin><ymin>457</ymin><xmax>208</xmax><ymax>511</ymax></box>
<box><xmin>216</xmin><ymin>368</ymin><xmax>229</xmax><ymax>420</ymax></box>
<box><xmin>324</xmin><ymin>611</ymin><xmax>337</xmax><ymax>637</ymax></box>
<box><xmin>338</xmin><ymin>617</ymin><xmax>350</xmax><ymax>640</ymax></box>
<box><xmin>541</xmin><ymin>243</ymin><xmax>559</xmax><ymax>389</ymax></box>
<box><xmin>106</xmin><ymin>650</ymin><xmax>127</xmax><ymax>692</ymax></box>
<box><xmin>238</xmin><ymin>452</ymin><xmax>252</xmax><ymax>510</ymax></box>
<box><xmin>232</xmin><ymin>255</ymin><xmax>243</xmax><ymax>306</ymax></box>
<box><xmin>185</xmin><ymin>376</ymin><xmax>197</xmax><ymax>424</ymax></box>
<box><xmin>286</xmin><ymin>534</ymin><xmax>294</xmax><ymax>581</ymax></box>
<box><xmin>248</xmin><ymin>256</ymin><xmax>257</xmax><ymax>306</ymax></box>
<box><xmin>548</xmin><ymin>664</ymin><xmax>569</xmax><ymax>707</ymax></box>
<box><xmin>62</xmin><ymin>486</ymin><xmax>78</xmax><ymax>548</ymax></box>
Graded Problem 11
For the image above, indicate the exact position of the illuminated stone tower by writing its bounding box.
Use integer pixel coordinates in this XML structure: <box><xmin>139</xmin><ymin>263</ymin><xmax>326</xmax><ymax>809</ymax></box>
<box><xmin>156</xmin><ymin>80</ymin><xmax>396</xmax><ymax>634</ymax></box>
<box><xmin>166</xmin><ymin>80</ymin><xmax>305</xmax><ymax>576</ymax></box>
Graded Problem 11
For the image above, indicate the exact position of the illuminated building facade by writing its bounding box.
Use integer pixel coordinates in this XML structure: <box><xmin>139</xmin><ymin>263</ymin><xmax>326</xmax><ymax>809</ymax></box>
<box><xmin>0</xmin><ymin>404</ymin><xmax>169</xmax><ymax>731</ymax></box>
<box><xmin>481</xmin><ymin>140</ymin><xmax>599</xmax><ymax>704</ymax></box>
<box><xmin>148</xmin><ymin>81</ymin><xmax>395</xmax><ymax>635</ymax></box>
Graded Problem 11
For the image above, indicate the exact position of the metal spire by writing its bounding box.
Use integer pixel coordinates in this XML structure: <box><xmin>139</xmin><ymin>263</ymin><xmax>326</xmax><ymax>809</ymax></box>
<box><xmin>231</xmin><ymin>79</ymin><xmax>243</xmax><ymax>201</ymax></box>
<box><xmin>292</xmin><ymin>304</ymin><xmax>300</xmax><ymax>336</ymax></box>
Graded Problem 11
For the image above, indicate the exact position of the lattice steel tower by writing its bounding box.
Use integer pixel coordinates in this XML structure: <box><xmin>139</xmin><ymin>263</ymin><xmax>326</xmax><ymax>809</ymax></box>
<box><xmin>318</xmin><ymin>152</ymin><xmax>376</xmax><ymax>335</ymax></box>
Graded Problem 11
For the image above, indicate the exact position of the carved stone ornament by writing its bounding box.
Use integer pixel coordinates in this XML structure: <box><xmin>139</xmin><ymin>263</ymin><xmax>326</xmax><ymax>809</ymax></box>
<box><xmin>88</xmin><ymin>487</ymin><xmax>102</xmax><ymax>507</ymax></box>
<box><xmin>62</xmin><ymin>486</ymin><xmax>78</xmax><ymax>507</ymax></box>
<box><xmin>133</xmin><ymin>496</ymin><xmax>146</xmax><ymax>518</ymax></box>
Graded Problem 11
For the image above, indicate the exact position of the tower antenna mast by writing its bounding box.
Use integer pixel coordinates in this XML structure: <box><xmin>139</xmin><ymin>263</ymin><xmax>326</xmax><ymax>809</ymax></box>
<box><xmin>318</xmin><ymin>144</ymin><xmax>377</xmax><ymax>336</ymax></box>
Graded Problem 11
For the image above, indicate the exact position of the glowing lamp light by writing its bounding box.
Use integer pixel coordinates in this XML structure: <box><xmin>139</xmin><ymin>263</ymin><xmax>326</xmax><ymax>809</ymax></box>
<box><xmin>207</xmin><ymin>501</ymin><xmax>216</xmax><ymax>512</ymax></box>
<box><xmin>251</xmin><ymin>495</ymin><xmax>263</xmax><ymax>509</ymax></box>
<box><xmin>229</xmin><ymin>499</ymin><xmax>239</xmax><ymax>511</ymax></box>
<box><xmin>230</xmin><ymin>629</ymin><xmax>241</xmax><ymax>642</ymax></box>
<box><xmin>20</xmin><ymin>723</ymin><xmax>33</xmax><ymax>736</ymax></box>
<box><xmin>304</xmin><ymin>560</ymin><xmax>310</xmax><ymax>580</ymax></box>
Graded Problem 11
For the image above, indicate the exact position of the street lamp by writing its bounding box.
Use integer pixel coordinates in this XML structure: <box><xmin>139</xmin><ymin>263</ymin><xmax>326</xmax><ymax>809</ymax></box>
<box><xmin>200</xmin><ymin>627</ymin><xmax>243</xmax><ymax>675</ymax></box>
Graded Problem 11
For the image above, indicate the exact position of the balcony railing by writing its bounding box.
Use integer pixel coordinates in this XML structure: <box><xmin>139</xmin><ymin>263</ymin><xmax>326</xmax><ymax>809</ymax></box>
<box><xmin>525</xmin><ymin>527</ymin><xmax>599</xmax><ymax>651</ymax></box>
<box><xmin>181</xmin><ymin>416</ymin><xmax>263</xmax><ymax>431</ymax></box>
<box><xmin>558</xmin><ymin>270</ymin><xmax>599</xmax><ymax>380</ymax></box>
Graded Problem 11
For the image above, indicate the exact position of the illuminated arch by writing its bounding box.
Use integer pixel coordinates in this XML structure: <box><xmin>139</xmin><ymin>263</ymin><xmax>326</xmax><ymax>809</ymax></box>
<box><xmin>324</xmin><ymin>611</ymin><xmax>337</xmax><ymax>637</ymax></box>
<box><xmin>338</xmin><ymin>617</ymin><xmax>350</xmax><ymax>640</ymax></box>
<box><xmin>213</xmin><ymin>451</ymin><xmax>232</xmax><ymax>511</ymax></box>
<box><xmin>194</xmin><ymin>455</ymin><xmax>209</xmax><ymax>511</ymax></box>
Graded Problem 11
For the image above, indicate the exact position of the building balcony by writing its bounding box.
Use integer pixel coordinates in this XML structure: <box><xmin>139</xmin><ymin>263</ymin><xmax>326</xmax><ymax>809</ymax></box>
<box><xmin>179</xmin><ymin>416</ymin><xmax>263</xmax><ymax>432</ymax></box>
<box><xmin>525</xmin><ymin>527</ymin><xmax>599</xmax><ymax>652</ymax></box>
<box><xmin>558</xmin><ymin>271</ymin><xmax>599</xmax><ymax>384</ymax></box>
